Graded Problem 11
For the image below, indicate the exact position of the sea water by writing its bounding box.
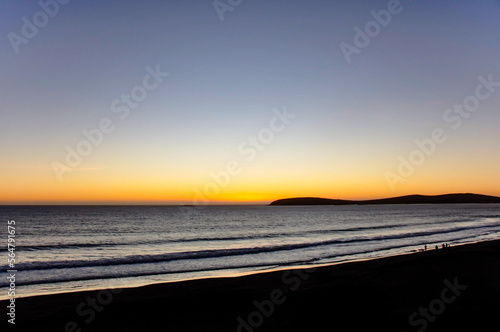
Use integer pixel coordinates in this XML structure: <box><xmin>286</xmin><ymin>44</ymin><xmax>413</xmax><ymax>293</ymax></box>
<box><xmin>1</xmin><ymin>204</ymin><xmax>499</xmax><ymax>299</ymax></box>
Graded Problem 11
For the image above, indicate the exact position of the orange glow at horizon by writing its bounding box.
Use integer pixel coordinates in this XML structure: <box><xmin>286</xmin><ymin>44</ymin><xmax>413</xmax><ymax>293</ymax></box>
<box><xmin>2</xmin><ymin>150</ymin><xmax>500</xmax><ymax>204</ymax></box>
<box><xmin>2</xmin><ymin>167</ymin><xmax>500</xmax><ymax>204</ymax></box>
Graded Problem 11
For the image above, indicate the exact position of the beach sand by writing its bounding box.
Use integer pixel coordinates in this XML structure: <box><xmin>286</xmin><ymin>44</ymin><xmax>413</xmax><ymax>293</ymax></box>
<box><xmin>4</xmin><ymin>240</ymin><xmax>500</xmax><ymax>331</ymax></box>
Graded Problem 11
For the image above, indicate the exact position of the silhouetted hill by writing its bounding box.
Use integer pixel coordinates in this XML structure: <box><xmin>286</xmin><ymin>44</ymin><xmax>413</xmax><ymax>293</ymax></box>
<box><xmin>269</xmin><ymin>193</ymin><xmax>500</xmax><ymax>206</ymax></box>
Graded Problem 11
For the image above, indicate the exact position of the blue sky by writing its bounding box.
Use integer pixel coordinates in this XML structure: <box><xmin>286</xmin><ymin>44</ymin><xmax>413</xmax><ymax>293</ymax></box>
<box><xmin>1</xmin><ymin>0</ymin><xmax>500</xmax><ymax>203</ymax></box>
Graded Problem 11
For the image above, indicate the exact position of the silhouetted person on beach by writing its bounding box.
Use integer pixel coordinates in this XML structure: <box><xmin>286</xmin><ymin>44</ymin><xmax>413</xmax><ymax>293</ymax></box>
<box><xmin>424</xmin><ymin>245</ymin><xmax>427</xmax><ymax>251</ymax></box>
<box><xmin>435</xmin><ymin>245</ymin><xmax>438</xmax><ymax>250</ymax></box>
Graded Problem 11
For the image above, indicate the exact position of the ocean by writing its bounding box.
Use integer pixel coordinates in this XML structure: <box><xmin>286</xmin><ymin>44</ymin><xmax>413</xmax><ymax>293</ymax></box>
<box><xmin>1</xmin><ymin>204</ymin><xmax>500</xmax><ymax>300</ymax></box>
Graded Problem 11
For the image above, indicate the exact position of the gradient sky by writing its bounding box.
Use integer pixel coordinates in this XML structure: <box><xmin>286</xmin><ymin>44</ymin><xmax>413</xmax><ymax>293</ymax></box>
<box><xmin>1</xmin><ymin>0</ymin><xmax>500</xmax><ymax>204</ymax></box>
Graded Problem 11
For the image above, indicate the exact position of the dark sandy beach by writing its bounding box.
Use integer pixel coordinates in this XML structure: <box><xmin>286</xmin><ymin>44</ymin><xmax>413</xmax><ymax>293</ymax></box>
<box><xmin>4</xmin><ymin>239</ymin><xmax>500</xmax><ymax>331</ymax></box>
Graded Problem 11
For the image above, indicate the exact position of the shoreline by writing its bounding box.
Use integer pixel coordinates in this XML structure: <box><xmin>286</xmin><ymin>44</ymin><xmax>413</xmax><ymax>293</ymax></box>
<box><xmin>3</xmin><ymin>239</ymin><xmax>500</xmax><ymax>331</ymax></box>
<box><xmin>1</xmin><ymin>238</ymin><xmax>480</xmax><ymax>301</ymax></box>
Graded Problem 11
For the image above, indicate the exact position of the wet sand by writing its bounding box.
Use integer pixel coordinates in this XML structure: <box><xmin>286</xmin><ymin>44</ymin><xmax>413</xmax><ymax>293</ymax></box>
<box><xmin>4</xmin><ymin>239</ymin><xmax>500</xmax><ymax>331</ymax></box>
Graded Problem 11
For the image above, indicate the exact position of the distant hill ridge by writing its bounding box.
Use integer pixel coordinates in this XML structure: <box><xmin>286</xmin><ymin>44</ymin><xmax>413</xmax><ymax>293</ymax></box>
<box><xmin>269</xmin><ymin>193</ymin><xmax>500</xmax><ymax>206</ymax></box>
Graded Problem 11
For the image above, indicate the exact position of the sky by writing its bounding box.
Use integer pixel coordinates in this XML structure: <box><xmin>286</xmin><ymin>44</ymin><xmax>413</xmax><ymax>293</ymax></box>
<box><xmin>1</xmin><ymin>0</ymin><xmax>500</xmax><ymax>204</ymax></box>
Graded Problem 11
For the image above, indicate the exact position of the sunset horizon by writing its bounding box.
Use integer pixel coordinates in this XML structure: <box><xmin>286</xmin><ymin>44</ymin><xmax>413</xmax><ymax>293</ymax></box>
<box><xmin>3</xmin><ymin>191</ymin><xmax>500</xmax><ymax>206</ymax></box>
